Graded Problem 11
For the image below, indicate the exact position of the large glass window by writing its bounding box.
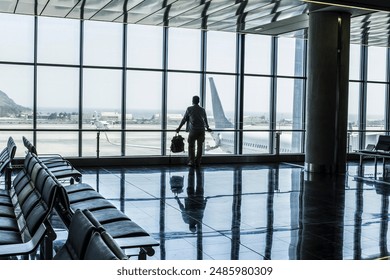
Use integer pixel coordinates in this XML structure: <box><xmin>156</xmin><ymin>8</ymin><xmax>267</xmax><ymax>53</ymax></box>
<box><xmin>205</xmin><ymin>74</ymin><xmax>236</xmax><ymax>155</ymax></box>
<box><xmin>82</xmin><ymin>69</ymin><xmax>122</xmax><ymax>156</ymax></box>
<box><xmin>127</xmin><ymin>24</ymin><xmax>163</xmax><ymax>69</ymax></box>
<box><xmin>83</xmin><ymin>20</ymin><xmax>123</xmax><ymax>67</ymax></box>
<box><xmin>126</xmin><ymin>70</ymin><xmax>163</xmax><ymax>155</ymax></box>
<box><xmin>367</xmin><ymin>46</ymin><xmax>387</xmax><ymax>82</ymax></box>
<box><xmin>364</xmin><ymin>82</ymin><xmax>387</xmax><ymax>148</ymax></box>
<box><xmin>36</xmin><ymin>131</ymin><xmax>79</xmax><ymax>157</ymax></box>
<box><xmin>243</xmin><ymin>76</ymin><xmax>271</xmax><ymax>154</ymax></box>
<box><xmin>37</xmin><ymin>66</ymin><xmax>79</xmax><ymax>129</ymax></box>
<box><xmin>276</xmin><ymin>78</ymin><xmax>305</xmax><ymax>153</ymax></box>
<box><xmin>366</xmin><ymin>83</ymin><xmax>386</xmax><ymax>131</ymax></box>
<box><xmin>166</xmin><ymin>73</ymin><xmax>201</xmax><ymax>154</ymax></box>
<box><xmin>0</xmin><ymin>12</ymin><xmax>313</xmax><ymax>158</ymax></box>
<box><xmin>0</xmin><ymin>13</ymin><xmax>34</xmax><ymax>63</ymax></box>
<box><xmin>348</xmin><ymin>82</ymin><xmax>361</xmax><ymax>151</ymax></box>
<box><xmin>277</xmin><ymin>38</ymin><xmax>305</xmax><ymax>77</ymax></box>
<box><xmin>37</xmin><ymin>17</ymin><xmax>80</xmax><ymax>65</ymax></box>
<box><xmin>244</xmin><ymin>34</ymin><xmax>271</xmax><ymax>75</ymax></box>
<box><xmin>168</xmin><ymin>27</ymin><xmax>201</xmax><ymax>71</ymax></box>
<box><xmin>0</xmin><ymin>65</ymin><xmax>33</xmax><ymax>114</ymax></box>
<box><xmin>206</xmin><ymin>31</ymin><xmax>236</xmax><ymax>73</ymax></box>
<box><xmin>349</xmin><ymin>44</ymin><xmax>361</xmax><ymax>80</ymax></box>
<box><xmin>167</xmin><ymin>73</ymin><xmax>201</xmax><ymax>123</ymax></box>
<box><xmin>0</xmin><ymin>64</ymin><xmax>34</xmax><ymax>157</ymax></box>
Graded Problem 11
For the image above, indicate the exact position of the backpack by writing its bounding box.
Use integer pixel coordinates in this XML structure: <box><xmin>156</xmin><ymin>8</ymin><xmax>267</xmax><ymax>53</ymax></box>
<box><xmin>170</xmin><ymin>175</ymin><xmax>184</xmax><ymax>194</ymax></box>
<box><xmin>170</xmin><ymin>134</ymin><xmax>185</xmax><ymax>153</ymax></box>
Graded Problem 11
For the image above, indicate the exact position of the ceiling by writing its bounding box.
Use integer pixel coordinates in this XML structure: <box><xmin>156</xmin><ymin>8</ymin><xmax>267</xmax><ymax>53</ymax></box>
<box><xmin>1</xmin><ymin>0</ymin><xmax>390</xmax><ymax>47</ymax></box>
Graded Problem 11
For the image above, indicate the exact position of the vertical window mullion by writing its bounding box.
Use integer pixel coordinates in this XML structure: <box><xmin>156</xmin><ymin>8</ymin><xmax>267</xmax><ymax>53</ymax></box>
<box><xmin>33</xmin><ymin>16</ymin><xmax>38</xmax><ymax>146</ymax></box>
<box><xmin>200</xmin><ymin>30</ymin><xmax>207</xmax><ymax>107</ymax></box>
<box><xmin>161</xmin><ymin>27</ymin><xmax>169</xmax><ymax>156</ymax></box>
<box><xmin>235</xmin><ymin>33</ymin><xmax>245</xmax><ymax>155</ymax></box>
<box><xmin>302</xmin><ymin>38</ymin><xmax>308</xmax><ymax>153</ymax></box>
<box><xmin>121</xmin><ymin>23</ymin><xmax>127</xmax><ymax>156</ymax></box>
<box><xmin>78</xmin><ymin>19</ymin><xmax>84</xmax><ymax>157</ymax></box>
<box><xmin>386</xmin><ymin>47</ymin><xmax>390</xmax><ymax>134</ymax></box>
<box><xmin>270</xmin><ymin>37</ymin><xmax>278</xmax><ymax>154</ymax></box>
<box><xmin>359</xmin><ymin>43</ymin><xmax>368</xmax><ymax>150</ymax></box>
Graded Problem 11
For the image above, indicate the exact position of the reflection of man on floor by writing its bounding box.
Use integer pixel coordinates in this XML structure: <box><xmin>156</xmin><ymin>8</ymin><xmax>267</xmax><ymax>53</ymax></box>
<box><xmin>175</xmin><ymin>168</ymin><xmax>207</xmax><ymax>233</ymax></box>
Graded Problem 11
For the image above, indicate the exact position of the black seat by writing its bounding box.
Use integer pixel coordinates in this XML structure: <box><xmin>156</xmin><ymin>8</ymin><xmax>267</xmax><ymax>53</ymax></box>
<box><xmin>22</xmin><ymin>136</ymin><xmax>82</xmax><ymax>183</ymax></box>
<box><xmin>54</xmin><ymin>209</ymin><xmax>128</xmax><ymax>260</ymax></box>
<box><xmin>84</xmin><ymin>231</ymin><xmax>128</xmax><ymax>260</ymax></box>
<box><xmin>375</xmin><ymin>135</ymin><xmax>390</xmax><ymax>151</ymax></box>
<box><xmin>53</xmin><ymin>209</ymin><xmax>96</xmax><ymax>260</ymax></box>
<box><xmin>0</xmin><ymin>137</ymin><xmax>16</xmax><ymax>176</ymax></box>
<box><xmin>0</xmin><ymin>137</ymin><xmax>17</xmax><ymax>191</ymax></box>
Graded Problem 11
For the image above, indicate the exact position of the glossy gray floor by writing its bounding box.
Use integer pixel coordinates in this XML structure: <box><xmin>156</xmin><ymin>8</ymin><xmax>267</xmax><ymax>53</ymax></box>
<box><xmin>57</xmin><ymin>162</ymin><xmax>390</xmax><ymax>260</ymax></box>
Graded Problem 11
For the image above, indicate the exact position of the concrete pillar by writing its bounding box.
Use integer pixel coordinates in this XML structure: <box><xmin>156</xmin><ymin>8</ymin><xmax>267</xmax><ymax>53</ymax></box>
<box><xmin>305</xmin><ymin>11</ymin><xmax>351</xmax><ymax>174</ymax></box>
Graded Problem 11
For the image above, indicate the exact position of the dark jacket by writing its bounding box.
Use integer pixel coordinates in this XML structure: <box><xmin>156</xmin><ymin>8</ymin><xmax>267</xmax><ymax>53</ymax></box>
<box><xmin>178</xmin><ymin>104</ymin><xmax>210</xmax><ymax>132</ymax></box>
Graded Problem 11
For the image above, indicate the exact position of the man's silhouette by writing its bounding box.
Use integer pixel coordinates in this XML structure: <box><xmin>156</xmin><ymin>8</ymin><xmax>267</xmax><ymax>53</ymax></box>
<box><xmin>176</xmin><ymin>95</ymin><xmax>212</xmax><ymax>167</ymax></box>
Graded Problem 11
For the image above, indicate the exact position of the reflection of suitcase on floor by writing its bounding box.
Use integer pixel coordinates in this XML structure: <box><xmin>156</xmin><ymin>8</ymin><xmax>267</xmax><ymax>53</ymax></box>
<box><xmin>170</xmin><ymin>134</ymin><xmax>185</xmax><ymax>153</ymax></box>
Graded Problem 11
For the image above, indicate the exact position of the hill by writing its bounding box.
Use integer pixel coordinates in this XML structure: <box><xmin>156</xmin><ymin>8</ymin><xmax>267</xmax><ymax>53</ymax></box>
<box><xmin>0</xmin><ymin>90</ymin><xmax>31</xmax><ymax>117</ymax></box>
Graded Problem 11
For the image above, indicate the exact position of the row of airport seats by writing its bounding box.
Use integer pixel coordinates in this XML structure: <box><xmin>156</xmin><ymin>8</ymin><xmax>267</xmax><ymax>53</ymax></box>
<box><xmin>0</xmin><ymin>152</ymin><xmax>127</xmax><ymax>260</ymax></box>
<box><xmin>0</xmin><ymin>152</ymin><xmax>58</xmax><ymax>259</ymax></box>
<box><xmin>0</xmin><ymin>137</ymin><xmax>159</xmax><ymax>259</ymax></box>
<box><xmin>55</xmin><ymin>177</ymin><xmax>159</xmax><ymax>259</ymax></box>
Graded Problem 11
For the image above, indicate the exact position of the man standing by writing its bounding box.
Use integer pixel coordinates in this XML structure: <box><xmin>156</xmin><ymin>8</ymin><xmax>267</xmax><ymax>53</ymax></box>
<box><xmin>176</xmin><ymin>95</ymin><xmax>212</xmax><ymax>167</ymax></box>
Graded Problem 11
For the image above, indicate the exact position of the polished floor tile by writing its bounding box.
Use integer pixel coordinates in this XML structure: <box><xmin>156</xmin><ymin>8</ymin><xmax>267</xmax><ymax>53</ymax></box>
<box><xmin>51</xmin><ymin>161</ymin><xmax>390</xmax><ymax>260</ymax></box>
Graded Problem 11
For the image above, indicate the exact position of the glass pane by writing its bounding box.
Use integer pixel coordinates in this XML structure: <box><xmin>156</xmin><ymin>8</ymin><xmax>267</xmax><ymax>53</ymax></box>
<box><xmin>348</xmin><ymin>82</ymin><xmax>360</xmax><ymax>152</ymax></box>
<box><xmin>243</xmin><ymin>76</ymin><xmax>271</xmax><ymax>154</ymax></box>
<box><xmin>168</xmin><ymin>27</ymin><xmax>201</xmax><ymax>71</ymax></box>
<box><xmin>0</xmin><ymin>64</ymin><xmax>33</xmax><ymax>157</ymax></box>
<box><xmin>83</xmin><ymin>68</ymin><xmax>122</xmax><ymax>156</ymax></box>
<box><xmin>126</xmin><ymin>70</ymin><xmax>162</xmax><ymax>123</ymax></box>
<box><xmin>276</xmin><ymin>78</ymin><xmax>305</xmax><ymax>153</ymax></box>
<box><xmin>244</xmin><ymin>34</ymin><xmax>271</xmax><ymax>75</ymax></box>
<box><xmin>36</xmin><ymin>131</ymin><xmax>78</xmax><ymax>157</ymax></box>
<box><xmin>82</xmin><ymin>131</ymin><xmax>99</xmax><ymax>157</ymax></box>
<box><xmin>349</xmin><ymin>44</ymin><xmax>361</xmax><ymax>80</ymax></box>
<box><xmin>167</xmin><ymin>72</ymin><xmax>201</xmax><ymax>126</ymax></box>
<box><xmin>0</xmin><ymin>13</ymin><xmax>34</xmax><ymax>63</ymax></box>
<box><xmin>127</xmin><ymin>24</ymin><xmax>163</xmax><ymax>69</ymax></box>
<box><xmin>126</xmin><ymin>131</ymin><xmax>162</xmax><ymax>155</ymax></box>
<box><xmin>84</xmin><ymin>20</ymin><xmax>123</xmax><ymax>67</ymax></box>
<box><xmin>277</xmin><ymin>37</ymin><xmax>305</xmax><ymax>77</ymax></box>
<box><xmin>204</xmin><ymin>74</ymin><xmax>236</xmax><ymax>155</ymax></box>
<box><xmin>83</xmin><ymin>68</ymin><xmax>122</xmax><ymax>116</ymax></box>
<box><xmin>83</xmin><ymin>131</ymin><xmax>122</xmax><ymax>157</ymax></box>
<box><xmin>243</xmin><ymin>76</ymin><xmax>270</xmax><ymax>127</ymax></box>
<box><xmin>167</xmin><ymin>72</ymin><xmax>201</xmax><ymax>155</ymax></box>
<box><xmin>366</xmin><ymin>83</ymin><xmax>386</xmax><ymax>133</ymax></box>
<box><xmin>126</xmin><ymin>70</ymin><xmax>162</xmax><ymax>155</ymax></box>
<box><xmin>37</xmin><ymin>66</ymin><xmax>79</xmax><ymax>129</ymax></box>
<box><xmin>37</xmin><ymin>17</ymin><xmax>80</xmax><ymax>64</ymax></box>
<box><xmin>367</xmin><ymin>46</ymin><xmax>387</xmax><ymax>82</ymax></box>
<box><xmin>242</xmin><ymin>131</ymin><xmax>271</xmax><ymax>154</ymax></box>
<box><xmin>206</xmin><ymin>31</ymin><xmax>236</xmax><ymax>73</ymax></box>
<box><xmin>0</xmin><ymin>64</ymin><xmax>33</xmax><ymax>115</ymax></box>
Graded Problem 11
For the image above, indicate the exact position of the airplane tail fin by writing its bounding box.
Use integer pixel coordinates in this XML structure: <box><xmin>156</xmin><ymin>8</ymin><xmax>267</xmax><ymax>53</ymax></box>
<box><xmin>209</xmin><ymin>77</ymin><xmax>234</xmax><ymax>129</ymax></box>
